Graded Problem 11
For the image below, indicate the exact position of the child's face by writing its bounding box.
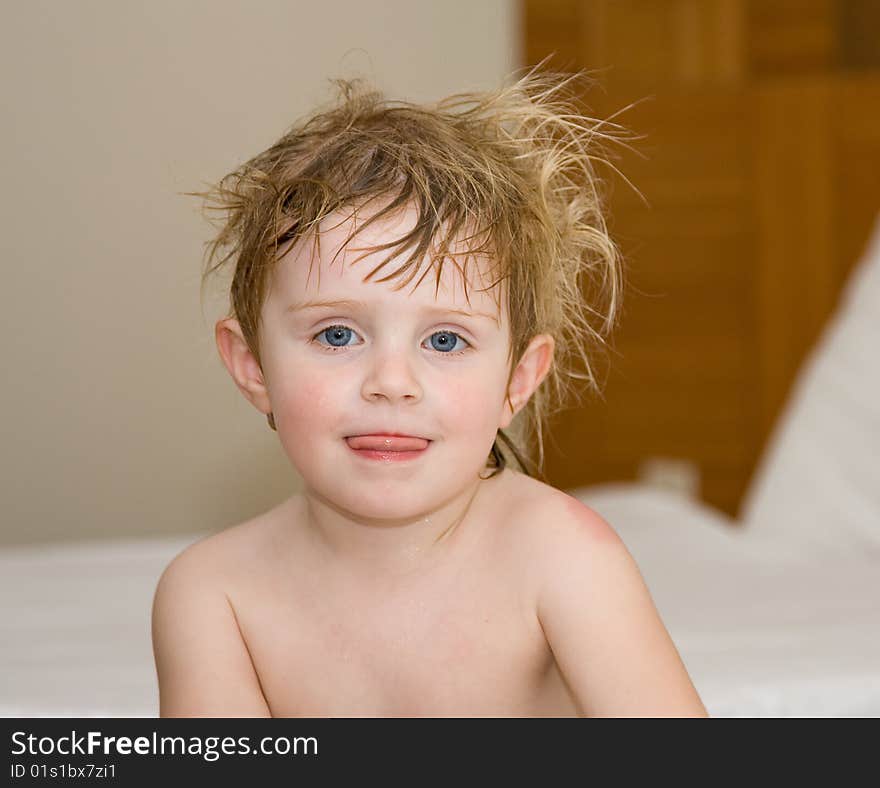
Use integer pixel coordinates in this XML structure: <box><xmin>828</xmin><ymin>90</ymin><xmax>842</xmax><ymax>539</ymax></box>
<box><xmin>217</xmin><ymin>201</ymin><xmax>553</xmax><ymax>518</ymax></box>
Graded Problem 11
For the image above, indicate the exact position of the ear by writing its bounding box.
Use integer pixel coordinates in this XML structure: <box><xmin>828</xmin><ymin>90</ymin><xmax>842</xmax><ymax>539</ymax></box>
<box><xmin>499</xmin><ymin>334</ymin><xmax>555</xmax><ymax>430</ymax></box>
<box><xmin>214</xmin><ymin>318</ymin><xmax>272</xmax><ymax>416</ymax></box>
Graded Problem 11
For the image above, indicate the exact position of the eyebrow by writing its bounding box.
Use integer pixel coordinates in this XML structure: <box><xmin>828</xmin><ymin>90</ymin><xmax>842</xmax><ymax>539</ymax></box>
<box><xmin>285</xmin><ymin>298</ymin><xmax>500</xmax><ymax>326</ymax></box>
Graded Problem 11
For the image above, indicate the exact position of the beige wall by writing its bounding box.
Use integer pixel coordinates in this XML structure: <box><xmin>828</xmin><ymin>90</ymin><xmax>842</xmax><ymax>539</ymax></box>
<box><xmin>1</xmin><ymin>0</ymin><xmax>519</xmax><ymax>546</ymax></box>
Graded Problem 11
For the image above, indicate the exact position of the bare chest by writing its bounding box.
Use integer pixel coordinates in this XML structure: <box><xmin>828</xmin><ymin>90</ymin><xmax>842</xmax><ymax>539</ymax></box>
<box><xmin>230</xmin><ymin>564</ymin><xmax>577</xmax><ymax>717</ymax></box>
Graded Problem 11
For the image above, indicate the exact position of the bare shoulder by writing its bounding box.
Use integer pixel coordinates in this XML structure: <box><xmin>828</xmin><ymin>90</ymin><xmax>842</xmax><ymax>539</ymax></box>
<box><xmin>482</xmin><ymin>471</ymin><xmax>625</xmax><ymax>612</ymax></box>
<box><xmin>158</xmin><ymin>494</ymin><xmax>295</xmax><ymax>586</ymax></box>
<box><xmin>506</xmin><ymin>475</ymin><xmax>708</xmax><ymax>717</ymax></box>
<box><xmin>151</xmin><ymin>503</ymin><xmax>292</xmax><ymax>717</ymax></box>
<box><xmin>501</xmin><ymin>471</ymin><xmax>624</xmax><ymax>560</ymax></box>
<box><xmin>513</xmin><ymin>477</ymin><xmax>643</xmax><ymax>620</ymax></box>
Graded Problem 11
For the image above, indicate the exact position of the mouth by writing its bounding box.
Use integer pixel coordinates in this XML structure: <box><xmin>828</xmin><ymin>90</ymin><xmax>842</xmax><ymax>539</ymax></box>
<box><xmin>344</xmin><ymin>434</ymin><xmax>432</xmax><ymax>461</ymax></box>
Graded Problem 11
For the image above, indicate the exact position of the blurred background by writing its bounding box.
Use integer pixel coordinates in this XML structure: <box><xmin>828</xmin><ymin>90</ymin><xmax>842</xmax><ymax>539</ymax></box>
<box><xmin>529</xmin><ymin>0</ymin><xmax>880</xmax><ymax>518</ymax></box>
<box><xmin>2</xmin><ymin>0</ymin><xmax>879</xmax><ymax>546</ymax></box>
<box><xmin>1</xmin><ymin>0</ymin><xmax>519</xmax><ymax>545</ymax></box>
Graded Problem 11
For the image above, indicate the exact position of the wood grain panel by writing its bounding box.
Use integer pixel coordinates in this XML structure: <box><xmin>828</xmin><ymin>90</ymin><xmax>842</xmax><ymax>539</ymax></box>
<box><xmin>834</xmin><ymin>76</ymin><xmax>880</xmax><ymax>281</ymax></box>
<box><xmin>753</xmin><ymin>77</ymin><xmax>836</xmax><ymax>438</ymax></box>
<box><xmin>747</xmin><ymin>0</ymin><xmax>837</xmax><ymax>75</ymax></box>
<box><xmin>523</xmin><ymin>1</ymin><xmax>880</xmax><ymax>518</ymax></box>
<box><xmin>574</xmin><ymin>0</ymin><xmax>747</xmax><ymax>86</ymax></box>
<box><xmin>547</xmin><ymin>85</ymin><xmax>760</xmax><ymax>515</ymax></box>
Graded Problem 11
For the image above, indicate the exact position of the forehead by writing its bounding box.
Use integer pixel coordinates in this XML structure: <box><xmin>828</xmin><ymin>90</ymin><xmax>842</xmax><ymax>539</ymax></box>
<box><xmin>271</xmin><ymin>201</ymin><xmax>504</xmax><ymax>320</ymax></box>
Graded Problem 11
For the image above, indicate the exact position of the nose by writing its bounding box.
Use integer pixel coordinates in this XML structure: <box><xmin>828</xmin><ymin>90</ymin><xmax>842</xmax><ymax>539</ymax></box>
<box><xmin>361</xmin><ymin>342</ymin><xmax>423</xmax><ymax>404</ymax></box>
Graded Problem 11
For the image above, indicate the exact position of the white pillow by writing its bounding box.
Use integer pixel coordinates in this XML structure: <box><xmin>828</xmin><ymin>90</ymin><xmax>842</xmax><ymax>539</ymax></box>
<box><xmin>739</xmin><ymin>213</ymin><xmax>880</xmax><ymax>559</ymax></box>
<box><xmin>573</xmin><ymin>482</ymin><xmax>810</xmax><ymax>569</ymax></box>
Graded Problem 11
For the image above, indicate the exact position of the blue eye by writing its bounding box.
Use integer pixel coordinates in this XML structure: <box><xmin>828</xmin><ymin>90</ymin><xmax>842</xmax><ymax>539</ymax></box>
<box><xmin>312</xmin><ymin>324</ymin><xmax>471</xmax><ymax>355</ymax></box>
<box><xmin>317</xmin><ymin>325</ymin><xmax>355</xmax><ymax>349</ymax></box>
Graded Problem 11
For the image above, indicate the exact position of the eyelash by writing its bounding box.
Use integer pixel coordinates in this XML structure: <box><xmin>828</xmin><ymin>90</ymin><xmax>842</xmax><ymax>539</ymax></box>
<box><xmin>310</xmin><ymin>323</ymin><xmax>472</xmax><ymax>356</ymax></box>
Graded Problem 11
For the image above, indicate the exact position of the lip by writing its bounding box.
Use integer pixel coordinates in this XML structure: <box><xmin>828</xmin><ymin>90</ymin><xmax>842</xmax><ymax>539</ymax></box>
<box><xmin>346</xmin><ymin>433</ymin><xmax>430</xmax><ymax>439</ymax></box>
<box><xmin>344</xmin><ymin>434</ymin><xmax>432</xmax><ymax>462</ymax></box>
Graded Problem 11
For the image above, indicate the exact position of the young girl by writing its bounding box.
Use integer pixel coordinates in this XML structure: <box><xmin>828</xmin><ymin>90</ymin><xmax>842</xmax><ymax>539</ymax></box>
<box><xmin>152</xmin><ymin>66</ymin><xmax>708</xmax><ymax>717</ymax></box>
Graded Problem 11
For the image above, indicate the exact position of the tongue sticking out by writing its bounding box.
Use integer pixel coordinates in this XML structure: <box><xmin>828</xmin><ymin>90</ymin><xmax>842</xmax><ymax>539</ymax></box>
<box><xmin>346</xmin><ymin>435</ymin><xmax>429</xmax><ymax>452</ymax></box>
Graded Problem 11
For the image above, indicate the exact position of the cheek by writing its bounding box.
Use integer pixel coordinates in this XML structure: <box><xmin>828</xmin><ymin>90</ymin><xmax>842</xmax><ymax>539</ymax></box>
<box><xmin>267</xmin><ymin>352</ymin><xmax>507</xmax><ymax>433</ymax></box>
<box><xmin>270</xmin><ymin>373</ymin><xmax>342</xmax><ymax>468</ymax></box>
<box><xmin>270</xmin><ymin>369</ymin><xmax>337</xmax><ymax>427</ymax></box>
<box><xmin>440</xmin><ymin>374</ymin><xmax>504</xmax><ymax>428</ymax></box>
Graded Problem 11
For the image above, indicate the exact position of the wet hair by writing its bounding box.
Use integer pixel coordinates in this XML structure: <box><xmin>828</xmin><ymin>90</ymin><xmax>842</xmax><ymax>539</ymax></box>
<box><xmin>191</xmin><ymin>61</ymin><xmax>632</xmax><ymax>481</ymax></box>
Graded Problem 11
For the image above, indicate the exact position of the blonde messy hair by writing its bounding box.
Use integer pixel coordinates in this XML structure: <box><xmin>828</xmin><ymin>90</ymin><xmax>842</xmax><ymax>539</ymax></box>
<box><xmin>192</xmin><ymin>64</ymin><xmax>632</xmax><ymax>481</ymax></box>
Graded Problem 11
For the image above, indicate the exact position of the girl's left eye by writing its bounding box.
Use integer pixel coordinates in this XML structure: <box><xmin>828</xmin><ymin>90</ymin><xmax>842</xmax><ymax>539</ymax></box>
<box><xmin>311</xmin><ymin>324</ymin><xmax>471</xmax><ymax>355</ymax></box>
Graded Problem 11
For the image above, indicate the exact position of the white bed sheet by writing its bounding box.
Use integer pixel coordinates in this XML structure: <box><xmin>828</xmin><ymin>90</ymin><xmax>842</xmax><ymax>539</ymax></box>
<box><xmin>2</xmin><ymin>483</ymin><xmax>878</xmax><ymax>717</ymax></box>
<box><xmin>576</xmin><ymin>483</ymin><xmax>880</xmax><ymax>717</ymax></box>
<box><xmin>0</xmin><ymin>533</ymin><xmax>206</xmax><ymax>717</ymax></box>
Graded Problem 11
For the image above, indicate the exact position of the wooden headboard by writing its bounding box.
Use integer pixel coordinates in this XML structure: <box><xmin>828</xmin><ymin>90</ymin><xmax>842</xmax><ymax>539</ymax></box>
<box><xmin>524</xmin><ymin>0</ymin><xmax>880</xmax><ymax>517</ymax></box>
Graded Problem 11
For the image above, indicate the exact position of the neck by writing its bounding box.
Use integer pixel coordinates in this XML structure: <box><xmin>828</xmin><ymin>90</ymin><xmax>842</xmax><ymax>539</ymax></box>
<box><xmin>297</xmin><ymin>470</ymin><xmax>503</xmax><ymax>586</ymax></box>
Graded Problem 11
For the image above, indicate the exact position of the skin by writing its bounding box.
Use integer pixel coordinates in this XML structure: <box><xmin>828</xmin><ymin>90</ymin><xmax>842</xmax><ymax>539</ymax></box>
<box><xmin>152</xmin><ymin>199</ymin><xmax>709</xmax><ymax>717</ymax></box>
<box><xmin>215</xmin><ymin>200</ymin><xmax>554</xmax><ymax>584</ymax></box>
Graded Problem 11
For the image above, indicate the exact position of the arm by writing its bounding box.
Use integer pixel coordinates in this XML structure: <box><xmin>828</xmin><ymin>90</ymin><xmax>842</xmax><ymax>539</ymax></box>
<box><xmin>151</xmin><ymin>545</ymin><xmax>272</xmax><ymax>717</ymax></box>
<box><xmin>536</xmin><ymin>498</ymin><xmax>709</xmax><ymax>718</ymax></box>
